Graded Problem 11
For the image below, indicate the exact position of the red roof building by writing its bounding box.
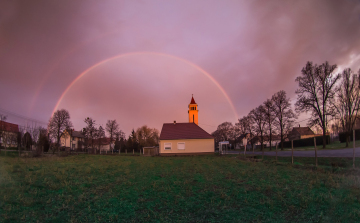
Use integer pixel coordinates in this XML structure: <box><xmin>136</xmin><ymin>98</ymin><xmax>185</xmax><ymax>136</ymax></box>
<box><xmin>160</xmin><ymin>123</ymin><xmax>213</xmax><ymax>140</ymax></box>
<box><xmin>0</xmin><ymin>120</ymin><xmax>19</xmax><ymax>133</ymax></box>
<box><xmin>159</xmin><ymin>96</ymin><xmax>214</xmax><ymax>156</ymax></box>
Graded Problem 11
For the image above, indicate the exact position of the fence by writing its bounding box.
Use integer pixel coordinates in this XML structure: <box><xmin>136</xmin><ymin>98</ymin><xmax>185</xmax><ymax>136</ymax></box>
<box><xmin>282</xmin><ymin>135</ymin><xmax>330</xmax><ymax>148</ymax></box>
<box><xmin>143</xmin><ymin>147</ymin><xmax>159</xmax><ymax>156</ymax></box>
<box><xmin>339</xmin><ymin>129</ymin><xmax>360</xmax><ymax>143</ymax></box>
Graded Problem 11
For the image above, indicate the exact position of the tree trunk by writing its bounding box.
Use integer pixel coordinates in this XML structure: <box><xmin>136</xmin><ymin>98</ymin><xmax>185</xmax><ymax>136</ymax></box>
<box><xmin>322</xmin><ymin>126</ymin><xmax>326</xmax><ymax>149</ymax></box>
<box><xmin>291</xmin><ymin>140</ymin><xmax>294</xmax><ymax>164</ymax></box>
<box><xmin>275</xmin><ymin>143</ymin><xmax>278</xmax><ymax>162</ymax></box>
<box><xmin>269</xmin><ymin>128</ymin><xmax>272</xmax><ymax>151</ymax></box>
<box><xmin>346</xmin><ymin>133</ymin><xmax>350</xmax><ymax>148</ymax></box>
<box><xmin>261</xmin><ymin>132</ymin><xmax>264</xmax><ymax>159</ymax></box>
<box><xmin>280</xmin><ymin>125</ymin><xmax>284</xmax><ymax>150</ymax></box>
<box><xmin>353</xmin><ymin>129</ymin><xmax>355</xmax><ymax>169</ymax></box>
<box><xmin>314</xmin><ymin>137</ymin><xmax>318</xmax><ymax>167</ymax></box>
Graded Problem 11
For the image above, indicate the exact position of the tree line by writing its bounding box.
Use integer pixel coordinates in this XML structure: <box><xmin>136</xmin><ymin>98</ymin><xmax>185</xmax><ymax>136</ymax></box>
<box><xmin>212</xmin><ymin>61</ymin><xmax>360</xmax><ymax>150</ymax></box>
<box><xmin>46</xmin><ymin>109</ymin><xmax>160</xmax><ymax>153</ymax></box>
<box><xmin>0</xmin><ymin>109</ymin><xmax>160</xmax><ymax>154</ymax></box>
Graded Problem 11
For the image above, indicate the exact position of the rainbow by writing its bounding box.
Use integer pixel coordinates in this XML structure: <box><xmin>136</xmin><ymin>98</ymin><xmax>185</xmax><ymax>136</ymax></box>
<box><xmin>29</xmin><ymin>31</ymin><xmax>117</xmax><ymax>114</ymax></box>
<box><xmin>52</xmin><ymin>52</ymin><xmax>239</xmax><ymax>120</ymax></box>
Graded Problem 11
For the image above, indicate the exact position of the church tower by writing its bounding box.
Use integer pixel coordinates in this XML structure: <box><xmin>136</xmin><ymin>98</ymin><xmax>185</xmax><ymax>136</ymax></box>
<box><xmin>188</xmin><ymin>95</ymin><xmax>198</xmax><ymax>125</ymax></box>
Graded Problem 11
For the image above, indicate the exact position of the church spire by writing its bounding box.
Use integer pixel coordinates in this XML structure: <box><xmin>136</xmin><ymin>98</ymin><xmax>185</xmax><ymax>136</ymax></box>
<box><xmin>188</xmin><ymin>95</ymin><xmax>198</xmax><ymax>125</ymax></box>
<box><xmin>190</xmin><ymin>94</ymin><xmax>196</xmax><ymax>104</ymax></box>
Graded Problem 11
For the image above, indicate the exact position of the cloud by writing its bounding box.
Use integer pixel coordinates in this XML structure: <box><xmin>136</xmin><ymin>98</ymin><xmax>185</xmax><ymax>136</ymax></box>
<box><xmin>0</xmin><ymin>0</ymin><xmax>359</xmax><ymax>134</ymax></box>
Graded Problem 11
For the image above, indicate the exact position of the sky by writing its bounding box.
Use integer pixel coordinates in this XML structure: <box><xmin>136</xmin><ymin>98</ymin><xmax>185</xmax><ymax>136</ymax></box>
<box><xmin>1</xmin><ymin>0</ymin><xmax>360</xmax><ymax>136</ymax></box>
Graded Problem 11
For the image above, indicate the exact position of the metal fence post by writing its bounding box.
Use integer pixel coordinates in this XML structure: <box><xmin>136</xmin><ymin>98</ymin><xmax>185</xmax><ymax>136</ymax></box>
<box><xmin>291</xmin><ymin>140</ymin><xmax>294</xmax><ymax>164</ymax></box>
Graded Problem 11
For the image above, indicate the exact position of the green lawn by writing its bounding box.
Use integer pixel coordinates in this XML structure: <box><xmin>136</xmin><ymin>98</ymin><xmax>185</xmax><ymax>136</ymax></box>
<box><xmin>1</xmin><ymin>154</ymin><xmax>360</xmax><ymax>222</ymax></box>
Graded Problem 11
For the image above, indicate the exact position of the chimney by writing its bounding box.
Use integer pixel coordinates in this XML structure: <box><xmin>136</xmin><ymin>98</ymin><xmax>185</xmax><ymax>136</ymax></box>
<box><xmin>174</xmin><ymin>121</ymin><xmax>176</xmax><ymax>124</ymax></box>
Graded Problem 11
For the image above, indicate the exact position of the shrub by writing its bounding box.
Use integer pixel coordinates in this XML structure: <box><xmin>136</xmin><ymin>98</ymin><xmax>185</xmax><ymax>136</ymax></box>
<box><xmin>339</xmin><ymin>129</ymin><xmax>360</xmax><ymax>143</ymax></box>
<box><xmin>283</xmin><ymin>135</ymin><xmax>330</xmax><ymax>148</ymax></box>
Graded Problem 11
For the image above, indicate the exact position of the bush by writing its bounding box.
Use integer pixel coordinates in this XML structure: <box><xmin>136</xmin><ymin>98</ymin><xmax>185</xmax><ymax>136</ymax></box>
<box><xmin>339</xmin><ymin>129</ymin><xmax>360</xmax><ymax>143</ymax></box>
<box><xmin>283</xmin><ymin>135</ymin><xmax>330</xmax><ymax>148</ymax></box>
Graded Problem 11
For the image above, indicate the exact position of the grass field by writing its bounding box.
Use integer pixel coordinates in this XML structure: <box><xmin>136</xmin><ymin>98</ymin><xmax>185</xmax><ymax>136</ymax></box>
<box><xmin>1</xmin><ymin>154</ymin><xmax>360</xmax><ymax>222</ymax></box>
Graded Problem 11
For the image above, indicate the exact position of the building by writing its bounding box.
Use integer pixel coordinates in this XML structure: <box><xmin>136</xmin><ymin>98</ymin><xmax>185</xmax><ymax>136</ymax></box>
<box><xmin>60</xmin><ymin>129</ymin><xmax>85</xmax><ymax>150</ymax></box>
<box><xmin>188</xmin><ymin>95</ymin><xmax>198</xmax><ymax>125</ymax></box>
<box><xmin>0</xmin><ymin>120</ymin><xmax>19</xmax><ymax>148</ymax></box>
<box><xmin>94</xmin><ymin>137</ymin><xmax>113</xmax><ymax>152</ymax></box>
<box><xmin>288</xmin><ymin>126</ymin><xmax>315</xmax><ymax>141</ymax></box>
<box><xmin>159</xmin><ymin>96</ymin><xmax>214</xmax><ymax>155</ymax></box>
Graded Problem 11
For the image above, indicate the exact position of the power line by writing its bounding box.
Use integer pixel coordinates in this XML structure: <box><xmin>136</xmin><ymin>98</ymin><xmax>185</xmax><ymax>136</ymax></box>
<box><xmin>0</xmin><ymin>107</ymin><xmax>48</xmax><ymax>125</ymax></box>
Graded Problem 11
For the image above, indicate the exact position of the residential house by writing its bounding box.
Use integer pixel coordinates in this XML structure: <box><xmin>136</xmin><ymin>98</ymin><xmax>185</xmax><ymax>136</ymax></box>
<box><xmin>288</xmin><ymin>126</ymin><xmax>315</xmax><ymax>141</ymax></box>
<box><xmin>0</xmin><ymin>120</ymin><xmax>19</xmax><ymax>148</ymax></box>
<box><xmin>60</xmin><ymin>129</ymin><xmax>85</xmax><ymax>150</ymax></box>
<box><xmin>94</xmin><ymin>137</ymin><xmax>113</xmax><ymax>152</ymax></box>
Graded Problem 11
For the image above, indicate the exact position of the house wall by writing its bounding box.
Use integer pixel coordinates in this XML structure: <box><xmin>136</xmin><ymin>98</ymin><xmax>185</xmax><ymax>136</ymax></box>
<box><xmin>159</xmin><ymin>138</ymin><xmax>214</xmax><ymax>155</ymax></box>
<box><xmin>100</xmin><ymin>144</ymin><xmax>111</xmax><ymax>151</ymax></box>
<box><xmin>60</xmin><ymin>135</ymin><xmax>83</xmax><ymax>149</ymax></box>
<box><xmin>0</xmin><ymin>131</ymin><xmax>18</xmax><ymax>148</ymax></box>
<box><xmin>300</xmin><ymin>135</ymin><xmax>315</xmax><ymax>139</ymax></box>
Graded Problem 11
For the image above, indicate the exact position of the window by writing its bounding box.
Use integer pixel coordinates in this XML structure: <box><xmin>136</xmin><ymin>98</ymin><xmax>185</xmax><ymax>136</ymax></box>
<box><xmin>164</xmin><ymin>143</ymin><xmax>172</xmax><ymax>150</ymax></box>
<box><xmin>177</xmin><ymin>142</ymin><xmax>185</xmax><ymax>150</ymax></box>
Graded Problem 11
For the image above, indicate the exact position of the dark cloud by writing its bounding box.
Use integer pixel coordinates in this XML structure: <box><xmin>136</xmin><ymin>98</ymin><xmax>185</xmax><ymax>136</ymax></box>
<box><xmin>1</xmin><ymin>0</ymin><xmax>360</xmax><ymax>135</ymax></box>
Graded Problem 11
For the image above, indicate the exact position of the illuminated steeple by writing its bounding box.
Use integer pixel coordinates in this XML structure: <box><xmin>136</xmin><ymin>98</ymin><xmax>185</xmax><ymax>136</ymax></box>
<box><xmin>188</xmin><ymin>94</ymin><xmax>198</xmax><ymax>125</ymax></box>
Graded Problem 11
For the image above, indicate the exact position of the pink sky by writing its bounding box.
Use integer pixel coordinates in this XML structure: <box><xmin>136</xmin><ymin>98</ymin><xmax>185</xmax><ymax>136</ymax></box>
<box><xmin>1</xmin><ymin>0</ymin><xmax>360</xmax><ymax>135</ymax></box>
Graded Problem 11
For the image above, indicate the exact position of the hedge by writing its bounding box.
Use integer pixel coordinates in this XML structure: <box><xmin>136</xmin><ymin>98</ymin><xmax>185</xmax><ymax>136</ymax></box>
<box><xmin>283</xmin><ymin>135</ymin><xmax>330</xmax><ymax>148</ymax></box>
<box><xmin>339</xmin><ymin>129</ymin><xmax>360</xmax><ymax>143</ymax></box>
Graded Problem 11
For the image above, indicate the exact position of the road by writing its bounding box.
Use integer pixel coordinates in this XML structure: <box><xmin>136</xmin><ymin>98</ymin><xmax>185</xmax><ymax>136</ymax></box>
<box><xmin>225</xmin><ymin>147</ymin><xmax>360</xmax><ymax>157</ymax></box>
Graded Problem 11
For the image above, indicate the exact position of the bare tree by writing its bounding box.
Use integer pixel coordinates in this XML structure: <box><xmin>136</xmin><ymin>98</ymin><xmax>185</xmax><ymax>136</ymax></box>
<box><xmin>47</xmin><ymin>109</ymin><xmax>72</xmax><ymax>152</ymax></box>
<box><xmin>215</xmin><ymin>122</ymin><xmax>233</xmax><ymax>141</ymax></box>
<box><xmin>249</xmin><ymin>105</ymin><xmax>267</xmax><ymax>151</ymax></box>
<box><xmin>333</xmin><ymin>68</ymin><xmax>360</xmax><ymax>147</ymax></box>
<box><xmin>0</xmin><ymin>114</ymin><xmax>7</xmax><ymax>147</ymax></box>
<box><xmin>238</xmin><ymin>115</ymin><xmax>255</xmax><ymax>150</ymax></box>
<box><xmin>272</xmin><ymin>90</ymin><xmax>296</xmax><ymax>150</ymax></box>
<box><xmin>115</xmin><ymin>130</ymin><xmax>126</xmax><ymax>141</ymax></box>
<box><xmin>106</xmin><ymin>120</ymin><xmax>119</xmax><ymax>146</ymax></box>
<box><xmin>263</xmin><ymin>99</ymin><xmax>276</xmax><ymax>150</ymax></box>
<box><xmin>29</xmin><ymin>125</ymin><xmax>42</xmax><ymax>149</ymax></box>
<box><xmin>0</xmin><ymin>114</ymin><xmax>7</xmax><ymax>121</ymax></box>
<box><xmin>84</xmin><ymin>117</ymin><xmax>97</xmax><ymax>153</ymax></box>
<box><xmin>96</xmin><ymin>125</ymin><xmax>105</xmax><ymax>152</ymax></box>
<box><xmin>135</xmin><ymin>125</ymin><xmax>159</xmax><ymax>148</ymax></box>
<box><xmin>232</xmin><ymin>123</ymin><xmax>242</xmax><ymax>149</ymax></box>
<box><xmin>295</xmin><ymin>61</ymin><xmax>340</xmax><ymax>148</ymax></box>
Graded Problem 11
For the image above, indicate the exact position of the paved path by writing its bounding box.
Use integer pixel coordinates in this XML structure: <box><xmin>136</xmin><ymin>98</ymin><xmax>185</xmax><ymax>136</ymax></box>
<box><xmin>226</xmin><ymin>147</ymin><xmax>360</xmax><ymax>157</ymax></box>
